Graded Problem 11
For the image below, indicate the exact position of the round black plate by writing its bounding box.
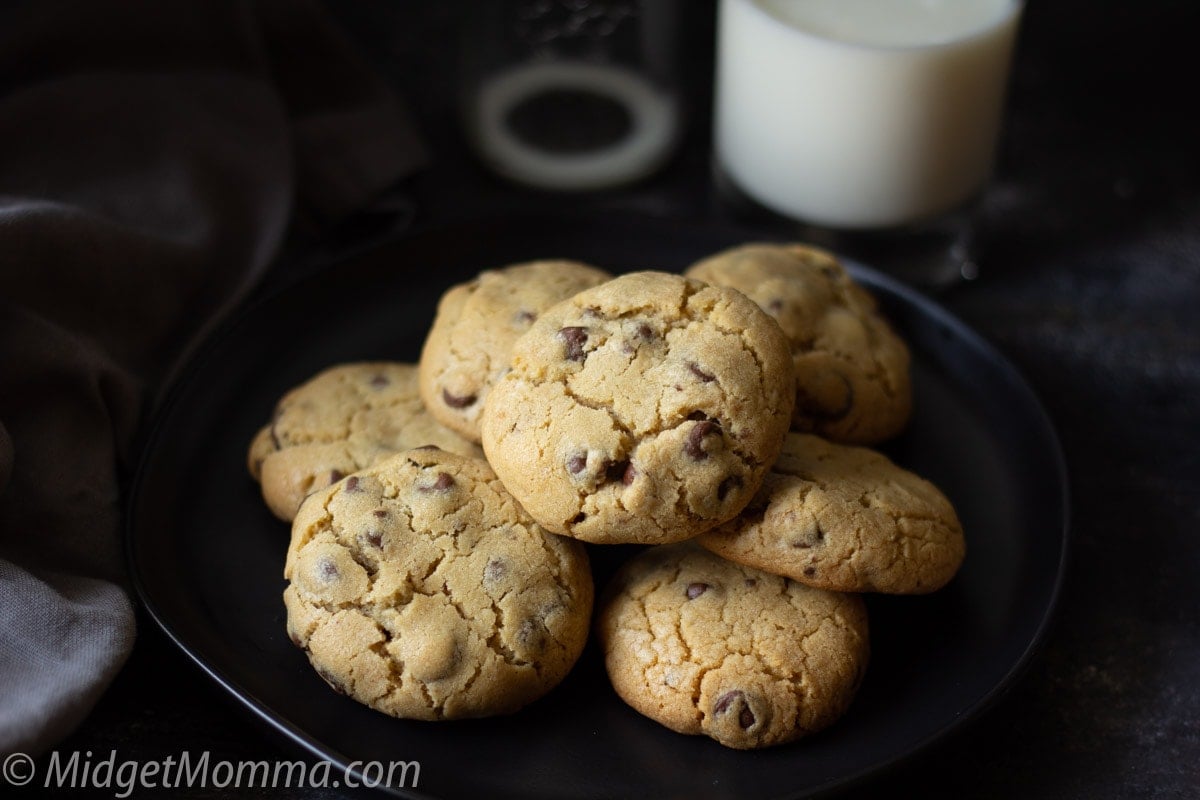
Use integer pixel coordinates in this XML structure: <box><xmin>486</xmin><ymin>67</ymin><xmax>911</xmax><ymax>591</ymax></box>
<box><xmin>127</xmin><ymin>215</ymin><xmax>1068</xmax><ymax>799</ymax></box>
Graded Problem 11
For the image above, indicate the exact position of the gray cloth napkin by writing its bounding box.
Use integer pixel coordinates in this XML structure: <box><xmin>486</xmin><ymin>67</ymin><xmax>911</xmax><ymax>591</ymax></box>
<box><xmin>0</xmin><ymin>0</ymin><xmax>425</xmax><ymax>755</ymax></box>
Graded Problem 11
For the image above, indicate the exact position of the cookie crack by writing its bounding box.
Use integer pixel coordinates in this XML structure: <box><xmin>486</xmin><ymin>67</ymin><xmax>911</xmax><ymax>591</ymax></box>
<box><xmin>558</xmin><ymin>381</ymin><xmax>634</xmax><ymax>438</ymax></box>
<box><xmin>408</xmin><ymin>588</ymin><xmax>496</xmax><ymax>698</ymax></box>
<box><xmin>526</xmin><ymin>529</ymin><xmax>574</xmax><ymax>601</ymax></box>
<box><xmin>416</xmin><ymin>550</ymin><xmax>447</xmax><ymax>586</ymax></box>
<box><xmin>696</xmin><ymin>315</ymin><xmax>778</xmax><ymax>420</ymax></box>
<box><xmin>299</xmin><ymin>596</ymin><xmax>361</xmax><ymax>615</ymax></box>
<box><xmin>667</xmin><ymin>463</ymin><xmax>705</xmax><ymax>525</ymax></box>
<box><xmin>552</xmin><ymin>382</ymin><xmax>638</xmax><ymax>518</ymax></box>
<box><xmin>485</xmin><ymin>597</ymin><xmax>532</xmax><ymax>669</ymax></box>
<box><xmin>445</xmin><ymin>324</ymin><xmax>498</xmax><ymax>403</ymax></box>
<box><xmin>831</xmin><ymin>282</ymin><xmax>906</xmax><ymax>401</ymax></box>
<box><xmin>454</xmin><ymin>659</ymin><xmax>485</xmax><ymax>709</ymax></box>
<box><xmin>367</xmin><ymin>635</ymin><xmax>405</xmax><ymax>694</ymax></box>
<box><xmin>413</xmin><ymin>675</ymin><xmax>442</xmax><ymax>719</ymax></box>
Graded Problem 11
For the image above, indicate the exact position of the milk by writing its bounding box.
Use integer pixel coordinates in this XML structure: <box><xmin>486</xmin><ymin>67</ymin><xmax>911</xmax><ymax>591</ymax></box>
<box><xmin>715</xmin><ymin>0</ymin><xmax>1022</xmax><ymax>229</ymax></box>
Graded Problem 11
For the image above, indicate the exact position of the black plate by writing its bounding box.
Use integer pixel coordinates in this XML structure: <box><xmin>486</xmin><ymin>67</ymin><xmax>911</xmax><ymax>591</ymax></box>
<box><xmin>127</xmin><ymin>215</ymin><xmax>1068</xmax><ymax>800</ymax></box>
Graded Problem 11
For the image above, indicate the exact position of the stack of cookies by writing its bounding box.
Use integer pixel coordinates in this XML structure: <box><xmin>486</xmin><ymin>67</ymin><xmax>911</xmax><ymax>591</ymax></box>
<box><xmin>247</xmin><ymin>244</ymin><xmax>965</xmax><ymax>750</ymax></box>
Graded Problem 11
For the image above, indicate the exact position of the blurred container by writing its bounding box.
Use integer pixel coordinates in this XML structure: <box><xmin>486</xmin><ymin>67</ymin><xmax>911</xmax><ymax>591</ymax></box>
<box><xmin>461</xmin><ymin>0</ymin><xmax>681</xmax><ymax>191</ymax></box>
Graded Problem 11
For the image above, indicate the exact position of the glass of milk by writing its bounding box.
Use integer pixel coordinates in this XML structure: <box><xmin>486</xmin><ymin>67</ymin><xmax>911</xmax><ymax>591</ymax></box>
<box><xmin>461</xmin><ymin>0</ymin><xmax>681</xmax><ymax>191</ymax></box>
<box><xmin>714</xmin><ymin>0</ymin><xmax>1024</xmax><ymax>286</ymax></box>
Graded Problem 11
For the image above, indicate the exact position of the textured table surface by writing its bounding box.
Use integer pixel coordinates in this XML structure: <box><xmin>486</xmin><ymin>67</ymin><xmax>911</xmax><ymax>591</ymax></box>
<box><xmin>36</xmin><ymin>1</ymin><xmax>1199</xmax><ymax>798</ymax></box>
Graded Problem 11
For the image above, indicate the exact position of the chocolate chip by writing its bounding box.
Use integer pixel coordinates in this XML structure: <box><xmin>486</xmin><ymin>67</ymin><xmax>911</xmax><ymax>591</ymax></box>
<box><xmin>517</xmin><ymin>617</ymin><xmax>547</xmax><ymax>651</ymax></box>
<box><xmin>714</xmin><ymin>690</ymin><xmax>742</xmax><ymax>715</ymax></box>
<box><xmin>792</xmin><ymin>524</ymin><xmax>825</xmax><ymax>549</ymax></box>
<box><xmin>717</xmin><ymin>475</ymin><xmax>742</xmax><ymax>500</ymax></box>
<box><xmin>484</xmin><ymin>558</ymin><xmax>507</xmax><ymax>583</ymax></box>
<box><xmin>622</xmin><ymin>462</ymin><xmax>637</xmax><ymax>486</ymax></box>
<box><xmin>744</xmin><ymin>578</ymin><xmax>757</xmax><ymax>588</ymax></box>
<box><xmin>684</xmin><ymin>420</ymin><xmax>719</xmax><ymax>460</ymax></box>
<box><xmin>363</xmin><ymin>531</ymin><xmax>383</xmax><ymax>549</ymax></box>
<box><xmin>373</xmin><ymin>509</ymin><xmax>387</xmax><ymax>518</ymax></box>
<box><xmin>688</xmin><ymin>362</ymin><xmax>715</xmax><ymax>382</ymax></box>
<box><xmin>369</xmin><ymin>373</ymin><xmax>389</xmax><ymax>389</ymax></box>
<box><xmin>329</xmin><ymin>469</ymin><xmax>345</xmax><ymax>483</ymax></box>
<box><xmin>566</xmin><ymin>453</ymin><xmax>588</xmax><ymax>474</ymax></box>
<box><xmin>442</xmin><ymin>388</ymin><xmax>476</xmax><ymax>408</ymax></box>
<box><xmin>604</xmin><ymin>459</ymin><xmax>630</xmax><ymax>485</ymax></box>
<box><xmin>317</xmin><ymin>557</ymin><xmax>339</xmax><ymax>581</ymax></box>
<box><xmin>418</xmin><ymin>472</ymin><xmax>455</xmax><ymax>493</ymax></box>
<box><xmin>739</xmin><ymin>706</ymin><xmax>756</xmax><ymax>729</ymax></box>
<box><xmin>686</xmin><ymin>582</ymin><xmax>709</xmax><ymax>599</ymax></box>
<box><xmin>803</xmin><ymin>566</ymin><xmax>817</xmax><ymax>577</ymax></box>
<box><xmin>515</xmin><ymin>309</ymin><xmax>536</xmax><ymax>325</ymax></box>
<box><xmin>558</xmin><ymin>326</ymin><xmax>589</xmax><ymax>362</ymax></box>
<box><xmin>623</xmin><ymin>323</ymin><xmax>655</xmax><ymax>354</ymax></box>
<box><xmin>539</xmin><ymin>601</ymin><xmax>564</xmax><ymax>625</ymax></box>
<box><xmin>345</xmin><ymin>476</ymin><xmax>360</xmax><ymax>492</ymax></box>
<box><xmin>767</xmin><ymin>299</ymin><xmax>784</xmax><ymax>314</ymax></box>
<box><xmin>714</xmin><ymin>690</ymin><xmax>755</xmax><ymax>729</ymax></box>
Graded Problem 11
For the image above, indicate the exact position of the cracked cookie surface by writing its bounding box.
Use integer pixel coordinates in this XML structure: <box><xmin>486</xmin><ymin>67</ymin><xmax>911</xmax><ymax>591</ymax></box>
<box><xmin>686</xmin><ymin>243</ymin><xmax>911</xmax><ymax>444</ymax></box>
<box><xmin>284</xmin><ymin>447</ymin><xmax>593</xmax><ymax>720</ymax></box>
<box><xmin>480</xmin><ymin>271</ymin><xmax>795</xmax><ymax>545</ymax></box>
<box><xmin>419</xmin><ymin>260</ymin><xmax>612</xmax><ymax>443</ymax></box>
<box><xmin>697</xmin><ymin>433</ymin><xmax>965</xmax><ymax>594</ymax></box>
<box><xmin>248</xmin><ymin>363</ymin><xmax>482</xmax><ymax>521</ymax></box>
<box><xmin>598</xmin><ymin>544</ymin><xmax>869</xmax><ymax>749</ymax></box>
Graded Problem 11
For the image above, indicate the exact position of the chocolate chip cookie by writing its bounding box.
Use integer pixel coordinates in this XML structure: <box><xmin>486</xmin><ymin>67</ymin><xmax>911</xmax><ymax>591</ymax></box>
<box><xmin>697</xmin><ymin>433</ymin><xmax>965</xmax><ymax>594</ymax></box>
<box><xmin>480</xmin><ymin>271</ymin><xmax>795</xmax><ymax>545</ymax></box>
<box><xmin>419</xmin><ymin>260</ymin><xmax>612</xmax><ymax>443</ymax></box>
<box><xmin>686</xmin><ymin>243</ymin><xmax>911</xmax><ymax>444</ymax></box>
<box><xmin>248</xmin><ymin>362</ymin><xmax>481</xmax><ymax>521</ymax></box>
<box><xmin>284</xmin><ymin>447</ymin><xmax>593</xmax><ymax>720</ymax></box>
<box><xmin>598</xmin><ymin>545</ymin><xmax>869</xmax><ymax>749</ymax></box>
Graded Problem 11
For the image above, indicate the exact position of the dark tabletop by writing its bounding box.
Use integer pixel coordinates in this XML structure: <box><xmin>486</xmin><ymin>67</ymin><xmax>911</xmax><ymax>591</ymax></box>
<box><xmin>45</xmin><ymin>0</ymin><xmax>1200</xmax><ymax>797</ymax></box>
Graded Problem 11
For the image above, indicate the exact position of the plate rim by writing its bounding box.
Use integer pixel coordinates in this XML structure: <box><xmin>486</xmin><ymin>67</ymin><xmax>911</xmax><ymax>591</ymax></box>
<box><xmin>125</xmin><ymin>213</ymin><xmax>1071</xmax><ymax>799</ymax></box>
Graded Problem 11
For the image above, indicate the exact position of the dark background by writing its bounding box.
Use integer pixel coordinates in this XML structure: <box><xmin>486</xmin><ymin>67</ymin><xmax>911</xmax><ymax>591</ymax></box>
<box><xmin>34</xmin><ymin>0</ymin><xmax>1200</xmax><ymax>797</ymax></box>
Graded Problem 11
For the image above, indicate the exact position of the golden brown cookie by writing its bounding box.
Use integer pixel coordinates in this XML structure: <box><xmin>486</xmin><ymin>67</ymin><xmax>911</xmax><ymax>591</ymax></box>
<box><xmin>697</xmin><ymin>433</ymin><xmax>965</xmax><ymax>594</ymax></box>
<box><xmin>248</xmin><ymin>362</ymin><xmax>481</xmax><ymax>521</ymax></box>
<box><xmin>686</xmin><ymin>243</ymin><xmax>911</xmax><ymax>444</ymax></box>
<box><xmin>284</xmin><ymin>447</ymin><xmax>593</xmax><ymax>720</ymax></box>
<box><xmin>598</xmin><ymin>545</ymin><xmax>869</xmax><ymax>749</ymax></box>
<box><xmin>418</xmin><ymin>260</ymin><xmax>612</xmax><ymax>443</ymax></box>
<box><xmin>480</xmin><ymin>271</ymin><xmax>795</xmax><ymax>545</ymax></box>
